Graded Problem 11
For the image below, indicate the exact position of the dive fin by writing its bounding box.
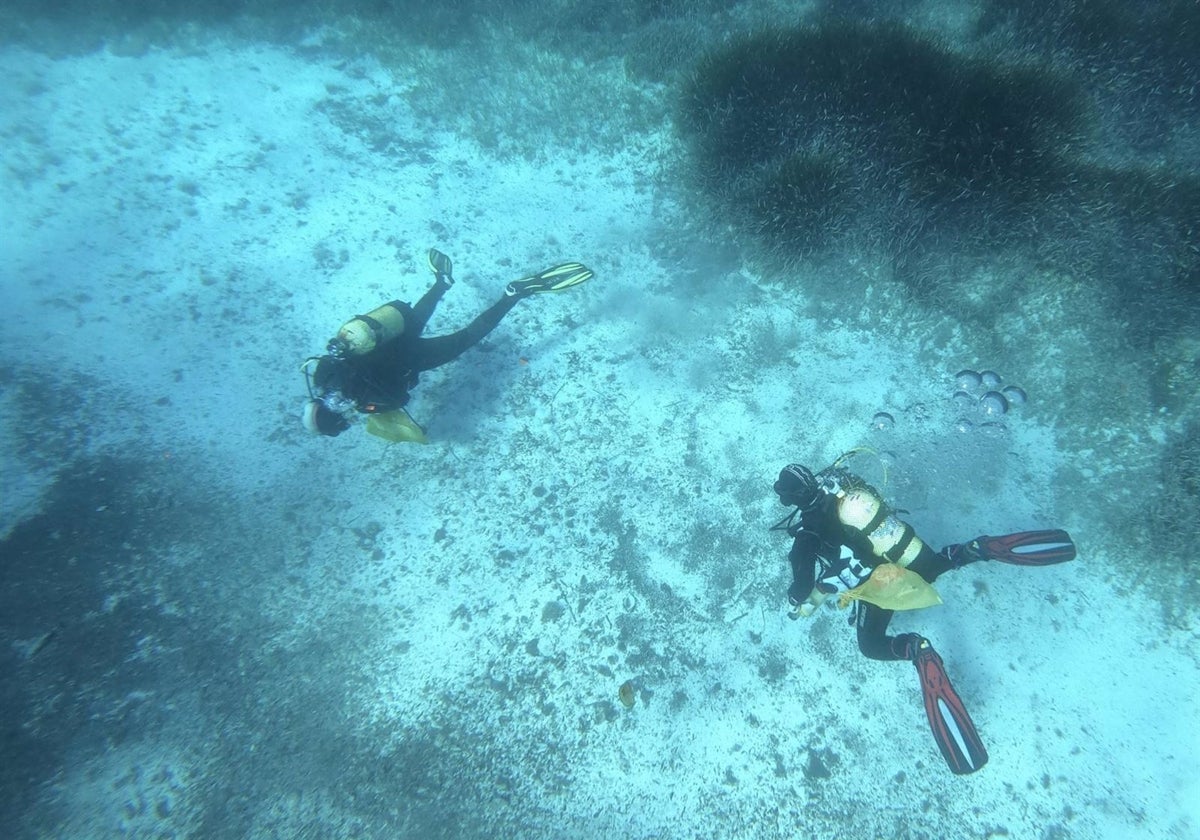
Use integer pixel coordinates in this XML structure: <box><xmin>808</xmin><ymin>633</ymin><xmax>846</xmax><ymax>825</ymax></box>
<box><xmin>506</xmin><ymin>262</ymin><xmax>594</xmax><ymax>296</ymax></box>
<box><xmin>913</xmin><ymin>642</ymin><xmax>988</xmax><ymax>775</ymax></box>
<box><xmin>427</xmin><ymin>248</ymin><xmax>454</xmax><ymax>284</ymax></box>
<box><xmin>975</xmin><ymin>530</ymin><xmax>1076</xmax><ymax>566</ymax></box>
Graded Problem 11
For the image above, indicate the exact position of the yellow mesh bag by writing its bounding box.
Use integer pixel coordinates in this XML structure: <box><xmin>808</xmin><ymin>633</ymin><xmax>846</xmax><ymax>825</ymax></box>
<box><xmin>365</xmin><ymin>410</ymin><xmax>428</xmax><ymax>444</ymax></box>
<box><xmin>838</xmin><ymin>562</ymin><xmax>942</xmax><ymax>611</ymax></box>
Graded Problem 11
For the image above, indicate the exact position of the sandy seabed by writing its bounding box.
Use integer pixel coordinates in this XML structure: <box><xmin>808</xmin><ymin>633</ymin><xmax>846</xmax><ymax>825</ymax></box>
<box><xmin>1</xmin><ymin>36</ymin><xmax>1197</xmax><ymax>840</ymax></box>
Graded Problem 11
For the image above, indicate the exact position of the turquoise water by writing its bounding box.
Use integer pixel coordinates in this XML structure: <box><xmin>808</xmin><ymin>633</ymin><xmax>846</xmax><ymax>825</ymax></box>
<box><xmin>1</xmin><ymin>3</ymin><xmax>1197</xmax><ymax>838</ymax></box>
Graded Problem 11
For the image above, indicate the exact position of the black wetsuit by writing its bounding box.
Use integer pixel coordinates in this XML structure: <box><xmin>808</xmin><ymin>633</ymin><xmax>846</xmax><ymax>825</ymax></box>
<box><xmin>313</xmin><ymin>278</ymin><xmax>520</xmax><ymax>422</ymax></box>
<box><xmin>787</xmin><ymin>493</ymin><xmax>973</xmax><ymax>660</ymax></box>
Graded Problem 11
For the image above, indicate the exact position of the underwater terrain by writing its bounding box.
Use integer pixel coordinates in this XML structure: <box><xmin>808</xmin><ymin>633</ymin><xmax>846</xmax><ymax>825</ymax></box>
<box><xmin>1</xmin><ymin>1</ymin><xmax>1197</xmax><ymax>837</ymax></box>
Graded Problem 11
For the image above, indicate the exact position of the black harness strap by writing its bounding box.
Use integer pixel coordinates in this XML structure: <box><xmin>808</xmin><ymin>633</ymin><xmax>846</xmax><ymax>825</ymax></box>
<box><xmin>885</xmin><ymin>525</ymin><xmax>917</xmax><ymax>562</ymax></box>
<box><xmin>862</xmin><ymin>504</ymin><xmax>889</xmax><ymax>537</ymax></box>
<box><xmin>353</xmin><ymin>313</ymin><xmax>386</xmax><ymax>347</ymax></box>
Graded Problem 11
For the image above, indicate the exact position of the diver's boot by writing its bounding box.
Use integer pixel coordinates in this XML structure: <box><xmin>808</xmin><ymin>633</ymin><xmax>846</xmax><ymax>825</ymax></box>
<box><xmin>943</xmin><ymin>541</ymin><xmax>987</xmax><ymax>568</ymax></box>
<box><xmin>889</xmin><ymin>633</ymin><xmax>926</xmax><ymax>661</ymax></box>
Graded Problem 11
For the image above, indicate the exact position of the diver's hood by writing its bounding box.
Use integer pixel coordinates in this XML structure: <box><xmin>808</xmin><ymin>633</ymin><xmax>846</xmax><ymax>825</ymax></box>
<box><xmin>302</xmin><ymin>399</ymin><xmax>351</xmax><ymax>437</ymax></box>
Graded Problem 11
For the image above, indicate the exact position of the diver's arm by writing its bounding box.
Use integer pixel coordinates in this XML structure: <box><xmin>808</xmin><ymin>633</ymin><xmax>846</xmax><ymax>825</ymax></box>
<box><xmin>787</xmin><ymin>535</ymin><xmax>818</xmax><ymax>605</ymax></box>
<box><xmin>788</xmin><ymin>505</ymin><xmax>856</xmax><ymax>617</ymax></box>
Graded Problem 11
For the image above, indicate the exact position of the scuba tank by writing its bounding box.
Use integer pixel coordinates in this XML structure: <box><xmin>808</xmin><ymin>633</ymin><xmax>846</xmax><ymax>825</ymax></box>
<box><xmin>327</xmin><ymin>300</ymin><xmax>407</xmax><ymax>358</ymax></box>
<box><xmin>325</xmin><ymin>249</ymin><xmax>451</xmax><ymax>358</ymax></box>
<box><xmin>826</xmin><ymin>469</ymin><xmax>926</xmax><ymax>567</ymax></box>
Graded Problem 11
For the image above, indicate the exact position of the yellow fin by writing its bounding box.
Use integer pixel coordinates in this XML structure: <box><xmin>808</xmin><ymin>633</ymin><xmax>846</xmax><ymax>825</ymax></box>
<box><xmin>365</xmin><ymin>410</ymin><xmax>428</xmax><ymax>444</ymax></box>
<box><xmin>838</xmin><ymin>563</ymin><xmax>942</xmax><ymax>611</ymax></box>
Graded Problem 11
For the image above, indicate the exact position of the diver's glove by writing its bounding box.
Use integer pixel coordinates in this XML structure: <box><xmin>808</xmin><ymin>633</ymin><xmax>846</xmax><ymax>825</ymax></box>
<box><xmin>787</xmin><ymin>592</ymin><xmax>803</xmax><ymax>620</ymax></box>
<box><xmin>787</xmin><ymin>584</ymin><xmax>828</xmax><ymax>620</ymax></box>
<box><xmin>786</xmin><ymin>581</ymin><xmax>813</xmax><ymax>620</ymax></box>
<box><xmin>816</xmin><ymin>554</ymin><xmax>871</xmax><ymax>595</ymax></box>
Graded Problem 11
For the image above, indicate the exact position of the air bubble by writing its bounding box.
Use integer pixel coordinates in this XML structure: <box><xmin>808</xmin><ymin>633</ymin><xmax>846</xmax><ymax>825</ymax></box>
<box><xmin>871</xmin><ymin>411</ymin><xmax>895</xmax><ymax>431</ymax></box>
<box><xmin>955</xmin><ymin>369</ymin><xmax>982</xmax><ymax>390</ymax></box>
<box><xmin>980</xmin><ymin>370</ymin><xmax>1002</xmax><ymax>388</ymax></box>
<box><xmin>980</xmin><ymin>391</ymin><xmax>1009</xmax><ymax>416</ymax></box>
<box><xmin>1002</xmin><ymin>385</ymin><xmax>1027</xmax><ymax>405</ymax></box>
<box><xmin>952</xmin><ymin>390</ymin><xmax>975</xmax><ymax>410</ymax></box>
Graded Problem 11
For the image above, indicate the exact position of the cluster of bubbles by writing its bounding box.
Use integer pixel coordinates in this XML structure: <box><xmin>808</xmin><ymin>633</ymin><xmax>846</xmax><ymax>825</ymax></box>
<box><xmin>953</xmin><ymin>369</ymin><xmax>1027</xmax><ymax>432</ymax></box>
<box><xmin>864</xmin><ymin>369</ymin><xmax>1028</xmax><ymax>435</ymax></box>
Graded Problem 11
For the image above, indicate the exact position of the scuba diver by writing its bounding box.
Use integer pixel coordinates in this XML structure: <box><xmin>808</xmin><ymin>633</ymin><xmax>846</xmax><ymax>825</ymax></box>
<box><xmin>302</xmin><ymin>248</ymin><xmax>593</xmax><ymax>441</ymax></box>
<box><xmin>771</xmin><ymin>454</ymin><xmax>1077</xmax><ymax>775</ymax></box>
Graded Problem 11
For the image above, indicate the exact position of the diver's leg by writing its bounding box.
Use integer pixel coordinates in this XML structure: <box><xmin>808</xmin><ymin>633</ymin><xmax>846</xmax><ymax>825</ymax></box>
<box><xmin>856</xmin><ymin>603</ymin><xmax>903</xmax><ymax>660</ymax></box>
<box><xmin>859</xmin><ymin>546</ymin><xmax>965</xmax><ymax>662</ymax></box>
<box><xmin>857</xmin><ymin>603</ymin><xmax>932</xmax><ymax>662</ymax></box>
<box><xmin>906</xmin><ymin>544</ymin><xmax>969</xmax><ymax>584</ymax></box>
<box><xmin>857</xmin><ymin>545</ymin><xmax>967</xmax><ymax>662</ymax></box>
<box><xmin>407</xmin><ymin>278</ymin><xmax>453</xmax><ymax>335</ymax></box>
<box><xmin>406</xmin><ymin>295</ymin><xmax>520</xmax><ymax>372</ymax></box>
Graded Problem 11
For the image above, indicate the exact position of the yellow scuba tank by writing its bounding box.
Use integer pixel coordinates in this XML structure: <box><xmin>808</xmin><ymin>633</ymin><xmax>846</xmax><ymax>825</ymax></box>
<box><xmin>328</xmin><ymin>301</ymin><xmax>407</xmax><ymax>357</ymax></box>
<box><xmin>831</xmin><ymin>475</ymin><xmax>926</xmax><ymax>567</ymax></box>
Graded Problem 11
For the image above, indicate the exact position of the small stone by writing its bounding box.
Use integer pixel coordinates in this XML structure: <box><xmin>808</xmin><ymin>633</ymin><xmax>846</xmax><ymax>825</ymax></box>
<box><xmin>618</xmin><ymin>680</ymin><xmax>636</xmax><ymax>708</ymax></box>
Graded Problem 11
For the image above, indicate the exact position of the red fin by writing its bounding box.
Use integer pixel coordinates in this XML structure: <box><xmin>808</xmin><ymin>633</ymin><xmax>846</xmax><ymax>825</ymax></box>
<box><xmin>978</xmin><ymin>529</ymin><xmax>1076</xmax><ymax>566</ymax></box>
<box><xmin>914</xmin><ymin>645</ymin><xmax>989</xmax><ymax>775</ymax></box>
